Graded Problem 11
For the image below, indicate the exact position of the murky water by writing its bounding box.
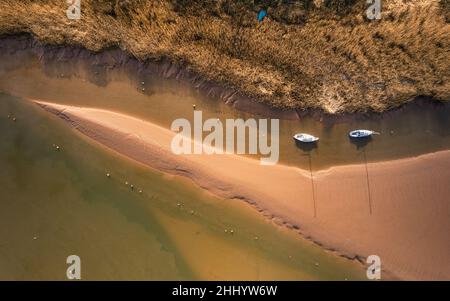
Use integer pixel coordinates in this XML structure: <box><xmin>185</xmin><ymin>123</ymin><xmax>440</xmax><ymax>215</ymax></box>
<box><xmin>0</xmin><ymin>51</ymin><xmax>449</xmax><ymax>170</ymax></box>
<box><xmin>0</xmin><ymin>94</ymin><xmax>365</xmax><ymax>280</ymax></box>
<box><xmin>0</xmin><ymin>45</ymin><xmax>447</xmax><ymax>280</ymax></box>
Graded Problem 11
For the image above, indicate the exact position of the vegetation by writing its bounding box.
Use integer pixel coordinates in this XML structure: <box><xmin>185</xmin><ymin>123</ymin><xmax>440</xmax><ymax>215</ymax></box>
<box><xmin>0</xmin><ymin>0</ymin><xmax>448</xmax><ymax>113</ymax></box>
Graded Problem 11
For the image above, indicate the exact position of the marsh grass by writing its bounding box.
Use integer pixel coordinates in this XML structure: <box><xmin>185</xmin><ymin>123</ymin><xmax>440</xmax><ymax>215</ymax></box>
<box><xmin>0</xmin><ymin>0</ymin><xmax>448</xmax><ymax>113</ymax></box>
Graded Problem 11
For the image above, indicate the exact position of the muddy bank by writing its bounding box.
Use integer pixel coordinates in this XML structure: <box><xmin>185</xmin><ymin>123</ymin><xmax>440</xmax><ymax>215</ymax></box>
<box><xmin>2</xmin><ymin>33</ymin><xmax>450</xmax><ymax>172</ymax></box>
<box><xmin>1</xmin><ymin>33</ymin><xmax>448</xmax><ymax>122</ymax></box>
<box><xmin>0</xmin><ymin>33</ymin><xmax>296</xmax><ymax>119</ymax></box>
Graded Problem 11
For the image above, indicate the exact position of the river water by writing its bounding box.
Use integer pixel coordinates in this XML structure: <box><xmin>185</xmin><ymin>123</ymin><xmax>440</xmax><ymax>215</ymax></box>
<box><xmin>0</xmin><ymin>45</ymin><xmax>447</xmax><ymax>280</ymax></box>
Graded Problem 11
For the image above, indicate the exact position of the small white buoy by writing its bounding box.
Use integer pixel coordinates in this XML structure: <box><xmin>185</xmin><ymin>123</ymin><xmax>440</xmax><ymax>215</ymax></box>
<box><xmin>56</xmin><ymin>145</ymin><xmax>60</xmax><ymax>151</ymax></box>
<box><xmin>33</xmin><ymin>236</ymin><xmax>38</xmax><ymax>240</ymax></box>
<box><xmin>230</xmin><ymin>229</ymin><xmax>234</xmax><ymax>234</ymax></box>
<box><xmin>130</xmin><ymin>184</ymin><xmax>134</xmax><ymax>189</ymax></box>
<box><xmin>254</xmin><ymin>236</ymin><xmax>259</xmax><ymax>240</ymax></box>
<box><xmin>192</xmin><ymin>104</ymin><xmax>196</xmax><ymax>110</ymax></box>
<box><xmin>7</xmin><ymin>114</ymin><xmax>10</xmax><ymax>119</ymax></box>
<box><xmin>125</xmin><ymin>181</ymin><xmax>129</xmax><ymax>185</ymax></box>
<box><xmin>106</xmin><ymin>173</ymin><xmax>110</xmax><ymax>178</ymax></box>
<box><xmin>177</xmin><ymin>203</ymin><xmax>181</xmax><ymax>207</ymax></box>
<box><xmin>315</xmin><ymin>262</ymin><xmax>319</xmax><ymax>267</ymax></box>
<box><xmin>141</xmin><ymin>81</ymin><xmax>145</xmax><ymax>85</ymax></box>
<box><xmin>190</xmin><ymin>210</ymin><xmax>194</xmax><ymax>215</ymax></box>
<box><xmin>142</xmin><ymin>87</ymin><xmax>145</xmax><ymax>92</ymax></box>
<box><xmin>139</xmin><ymin>190</ymin><xmax>142</xmax><ymax>193</ymax></box>
<box><xmin>224</xmin><ymin>229</ymin><xmax>228</xmax><ymax>233</ymax></box>
<box><xmin>12</xmin><ymin>117</ymin><xmax>16</xmax><ymax>122</ymax></box>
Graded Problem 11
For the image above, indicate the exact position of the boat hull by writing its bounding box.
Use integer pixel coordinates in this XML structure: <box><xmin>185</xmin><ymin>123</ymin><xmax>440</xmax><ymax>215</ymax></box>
<box><xmin>348</xmin><ymin>130</ymin><xmax>373</xmax><ymax>138</ymax></box>
<box><xmin>293</xmin><ymin>133</ymin><xmax>319</xmax><ymax>143</ymax></box>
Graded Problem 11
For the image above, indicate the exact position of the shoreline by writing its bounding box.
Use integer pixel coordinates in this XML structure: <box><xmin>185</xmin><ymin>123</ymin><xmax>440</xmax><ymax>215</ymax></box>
<box><xmin>1</xmin><ymin>33</ymin><xmax>449</xmax><ymax>123</ymax></box>
<box><xmin>33</xmin><ymin>100</ymin><xmax>450</xmax><ymax>280</ymax></box>
<box><xmin>1</xmin><ymin>0</ymin><xmax>448</xmax><ymax>114</ymax></box>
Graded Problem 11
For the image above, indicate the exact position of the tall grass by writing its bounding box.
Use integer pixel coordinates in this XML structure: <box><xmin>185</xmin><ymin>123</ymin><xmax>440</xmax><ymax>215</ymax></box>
<box><xmin>0</xmin><ymin>0</ymin><xmax>448</xmax><ymax>113</ymax></box>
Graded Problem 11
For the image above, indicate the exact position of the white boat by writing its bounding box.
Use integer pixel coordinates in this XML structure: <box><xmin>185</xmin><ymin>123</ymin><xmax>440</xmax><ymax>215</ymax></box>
<box><xmin>348</xmin><ymin>129</ymin><xmax>375</xmax><ymax>138</ymax></box>
<box><xmin>293</xmin><ymin>133</ymin><xmax>319</xmax><ymax>143</ymax></box>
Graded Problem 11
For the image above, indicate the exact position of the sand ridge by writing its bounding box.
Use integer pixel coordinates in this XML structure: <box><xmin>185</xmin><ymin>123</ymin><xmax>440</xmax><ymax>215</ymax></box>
<box><xmin>34</xmin><ymin>100</ymin><xmax>450</xmax><ymax>280</ymax></box>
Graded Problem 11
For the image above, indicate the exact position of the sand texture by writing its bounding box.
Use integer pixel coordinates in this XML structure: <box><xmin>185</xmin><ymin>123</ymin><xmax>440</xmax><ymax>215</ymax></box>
<box><xmin>35</xmin><ymin>100</ymin><xmax>450</xmax><ymax>280</ymax></box>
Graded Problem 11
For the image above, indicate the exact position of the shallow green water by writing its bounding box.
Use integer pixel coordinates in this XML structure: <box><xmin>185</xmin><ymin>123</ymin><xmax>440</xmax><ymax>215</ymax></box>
<box><xmin>0</xmin><ymin>94</ymin><xmax>365</xmax><ymax>280</ymax></box>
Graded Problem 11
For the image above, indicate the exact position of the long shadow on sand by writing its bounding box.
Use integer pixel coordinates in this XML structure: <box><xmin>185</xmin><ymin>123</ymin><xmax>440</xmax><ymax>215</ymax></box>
<box><xmin>294</xmin><ymin>140</ymin><xmax>318</xmax><ymax>153</ymax></box>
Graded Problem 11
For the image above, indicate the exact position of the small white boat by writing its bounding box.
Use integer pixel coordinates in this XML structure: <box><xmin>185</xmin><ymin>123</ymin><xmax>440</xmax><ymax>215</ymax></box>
<box><xmin>349</xmin><ymin>129</ymin><xmax>376</xmax><ymax>138</ymax></box>
<box><xmin>293</xmin><ymin>133</ymin><xmax>319</xmax><ymax>143</ymax></box>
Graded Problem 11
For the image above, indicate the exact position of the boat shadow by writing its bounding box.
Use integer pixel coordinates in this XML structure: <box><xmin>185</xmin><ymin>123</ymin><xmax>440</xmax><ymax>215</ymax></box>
<box><xmin>349</xmin><ymin>136</ymin><xmax>373</xmax><ymax>150</ymax></box>
<box><xmin>294</xmin><ymin>140</ymin><xmax>318</xmax><ymax>152</ymax></box>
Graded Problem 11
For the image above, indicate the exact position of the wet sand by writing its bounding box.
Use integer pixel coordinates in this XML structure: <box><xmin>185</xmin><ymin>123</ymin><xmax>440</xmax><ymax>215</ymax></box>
<box><xmin>2</xmin><ymin>94</ymin><xmax>367</xmax><ymax>280</ymax></box>
<box><xmin>34</xmin><ymin>100</ymin><xmax>450</xmax><ymax>280</ymax></box>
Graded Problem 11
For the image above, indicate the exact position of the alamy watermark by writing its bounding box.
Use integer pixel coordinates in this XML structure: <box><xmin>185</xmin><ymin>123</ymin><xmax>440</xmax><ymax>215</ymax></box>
<box><xmin>170</xmin><ymin>111</ymin><xmax>279</xmax><ymax>165</ymax></box>
<box><xmin>66</xmin><ymin>255</ymin><xmax>81</xmax><ymax>280</ymax></box>
<box><xmin>66</xmin><ymin>0</ymin><xmax>81</xmax><ymax>20</ymax></box>
<box><xmin>366</xmin><ymin>255</ymin><xmax>381</xmax><ymax>280</ymax></box>
<box><xmin>366</xmin><ymin>0</ymin><xmax>382</xmax><ymax>20</ymax></box>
